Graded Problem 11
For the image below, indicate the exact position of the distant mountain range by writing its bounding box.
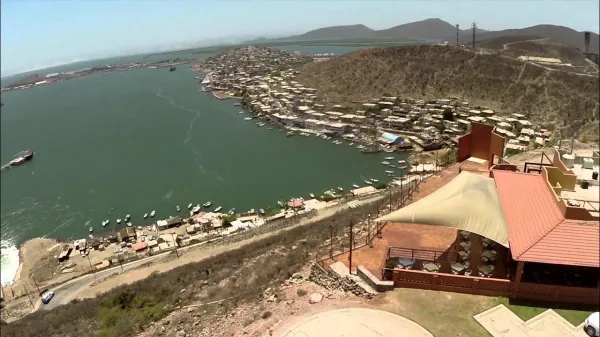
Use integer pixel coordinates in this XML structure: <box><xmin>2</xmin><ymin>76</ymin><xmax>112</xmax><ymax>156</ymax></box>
<box><xmin>266</xmin><ymin>18</ymin><xmax>598</xmax><ymax>53</ymax></box>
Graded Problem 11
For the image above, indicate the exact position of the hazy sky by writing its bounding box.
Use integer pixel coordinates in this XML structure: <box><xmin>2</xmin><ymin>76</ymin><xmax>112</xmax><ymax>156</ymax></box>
<box><xmin>1</xmin><ymin>0</ymin><xmax>599</xmax><ymax>77</ymax></box>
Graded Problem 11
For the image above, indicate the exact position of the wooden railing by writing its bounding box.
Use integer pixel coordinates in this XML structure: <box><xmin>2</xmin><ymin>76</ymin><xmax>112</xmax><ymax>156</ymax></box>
<box><xmin>387</xmin><ymin>246</ymin><xmax>458</xmax><ymax>263</ymax></box>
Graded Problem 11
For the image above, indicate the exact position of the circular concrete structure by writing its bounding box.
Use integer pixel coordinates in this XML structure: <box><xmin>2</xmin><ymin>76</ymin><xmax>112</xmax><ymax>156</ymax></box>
<box><xmin>278</xmin><ymin>308</ymin><xmax>434</xmax><ymax>337</ymax></box>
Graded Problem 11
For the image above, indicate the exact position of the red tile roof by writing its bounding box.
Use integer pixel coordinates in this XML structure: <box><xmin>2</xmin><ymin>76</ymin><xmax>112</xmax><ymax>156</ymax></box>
<box><xmin>493</xmin><ymin>170</ymin><xmax>599</xmax><ymax>267</ymax></box>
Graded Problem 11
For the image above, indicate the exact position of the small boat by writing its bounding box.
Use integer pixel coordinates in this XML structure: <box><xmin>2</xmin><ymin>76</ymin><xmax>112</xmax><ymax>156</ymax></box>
<box><xmin>102</xmin><ymin>220</ymin><xmax>107</xmax><ymax>227</ymax></box>
<box><xmin>127</xmin><ymin>222</ymin><xmax>132</xmax><ymax>227</ymax></box>
<box><xmin>176</xmin><ymin>205</ymin><xmax>180</xmax><ymax>212</ymax></box>
<box><xmin>309</xmin><ymin>193</ymin><xmax>315</xmax><ymax>198</ymax></box>
<box><xmin>385</xmin><ymin>157</ymin><xmax>394</xmax><ymax>160</ymax></box>
<box><xmin>286</xmin><ymin>131</ymin><xmax>295</xmax><ymax>137</ymax></box>
<box><xmin>398</xmin><ymin>160</ymin><xmax>406</xmax><ymax>164</ymax></box>
<box><xmin>238</xmin><ymin>111</ymin><xmax>244</xmax><ymax>114</ymax></box>
<box><xmin>203</xmin><ymin>201</ymin><xmax>212</xmax><ymax>208</ymax></box>
<box><xmin>388</xmin><ymin>164</ymin><xmax>397</xmax><ymax>168</ymax></box>
<box><xmin>150</xmin><ymin>210</ymin><xmax>156</xmax><ymax>217</ymax></box>
<box><xmin>352</xmin><ymin>184</ymin><xmax>360</xmax><ymax>189</ymax></box>
<box><xmin>125</xmin><ymin>214</ymin><xmax>130</xmax><ymax>221</ymax></box>
<box><xmin>137</xmin><ymin>226</ymin><xmax>143</xmax><ymax>230</ymax></box>
<box><xmin>266</xmin><ymin>127</ymin><xmax>274</xmax><ymax>130</ymax></box>
<box><xmin>399</xmin><ymin>165</ymin><xmax>408</xmax><ymax>170</ymax></box>
<box><xmin>371</xmin><ymin>178</ymin><xmax>379</xmax><ymax>183</ymax></box>
<box><xmin>385</xmin><ymin>170</ymin><xmax>394</xmax><ymax>174</ymax></box>
<box><xmin>337</xmin><ymin>187</ymin><xmax>343</xmax><ymax>192</ymax></box>
<box><xmin>381</xmin><ymin>161</ymin><xmax>390</xmax><ymax>165</ymax></box>
<box><xmin>188</xmin><ymin>203</ymin><xmax>193</xmax><ymax>209</ymax></box>
<box><xmin>88</xmin><ymin>235</ymin><xmax>94</xmax><ymax>240</ymax></box>
<box><xmin>214</xmin><ymin>206</ymin><xmax>223</xmax><ymax>212</ymax></box>
<box><xmin>228</xmin><ymin>208</ymin><xmax>236</xmax><ymax>215</ymax></box>
<box><xmin>348</xmin><ymin>143</ymin><xmax>354</xmax><ymax>146</ymax></box>
<box><xmin>143</xmin><ymin>213</ymin><xmax>148</xmax><ymax>219</ymax></box>
<box><xmin>277</xmin><ymin>201</ymin><xmax>284</xmax><ymax>207</ymax></box>
<box><xmin>89</xmin><ymin>227</ymin><xmax>93</xmax><ymax>233</ymax></box>
<box><xmin>105</xmin><ymin>219</ymin><xmax>110</xmax><ymax>224</ymax></box>
<box><xmin>259</xmin><ymin>208</ymin><xmax>265</xmax><ymax>215</ymax></box>
<box><xmin>117</xmin><ymin>218</ymin><xmax>122</xmax><ymax>224</ymax></box>
<box><xmin>244</xmin><ymin>117</ymin><xmax>252</xmax><ymax>121</ymax></box>
<box><xmin>365</xmin><ymin>180</ymin><xmax>373</xmax><ymax>185</ymax></box>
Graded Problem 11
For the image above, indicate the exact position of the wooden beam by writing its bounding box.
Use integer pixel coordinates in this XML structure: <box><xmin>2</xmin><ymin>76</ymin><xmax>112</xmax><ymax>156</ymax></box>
<box><xmin>511</xmin><ymin>260</ymin><xmax>525</xmax><ymax>298</ymax></box>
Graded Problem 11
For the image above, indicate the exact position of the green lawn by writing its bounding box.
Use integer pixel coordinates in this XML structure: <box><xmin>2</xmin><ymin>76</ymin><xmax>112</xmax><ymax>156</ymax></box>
<box><xmin>494</xmin><ymin>297</ymin><xmax>594</xmax><ymax>326</ymax></box>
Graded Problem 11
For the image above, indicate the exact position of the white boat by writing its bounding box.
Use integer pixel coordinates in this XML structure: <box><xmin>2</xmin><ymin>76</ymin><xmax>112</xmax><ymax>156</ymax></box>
<box><xmin>176</xmin><ymin>205</ymin><xmax>180</xmax><ymax>212</ymax></box>
<box><xmin>244</xmin><ymin>117</ymin><xmax>252</xmax><ymax>121</ymax></box>
<box><xmin>238</xmin><ymin>111</ymin><xmax>244</xmax><ymax>114</ymax></box>
<box><xmin>352</xmin><ymin>184</ymin><xmax>360</xmax><ymax>189</ymax></box>
<box><xmin>203</xmin><ymin>201</ymin><xmax>212</xmax><ymax>208</ymax></box>
<box><xmin>150</xmin><ymin>210</ymin><xmax>156</xmax><ymax>217</ymax></box>
<box><xmin>101</xmin><ymin>221</ymin><xmax>106</xmax><ymax>227</ymax></box>
<box><xmin>385</xmin><ymin>170</ymin><xmax>394</xmax><ymax>174</ymax></box>
<box><xmin>127</xmin><ymin>222</ymin><xmax>132</xmax><ymax>227</ymax></box>
<box><xmin>125</xmin><ymin>214</ymin><xmax>130</xmax><ymax>221</ymax></box>
<box><xmin>381</xmin><ymin>161</ymin><xmax>390</xmax><ymax>165</ymax></box>
<box><xmin>365</xmin><ymin>180</ymin><xmax>372</xmax><ymax>185</ymax></box>
<box><xmin>143</xmin><ymin>213</ymin><xmax>148</xmax><ymax>219</ymax></box>
<box><xmin>117</xmin><ymin>218</ymin><xmax>122</xmax><ymax>224</ymax></box>
<box><xmin>259</xmin><ymin>209</ymin><xmax>265</xmax><ymax>215</ymax></box>
<box><xmin>349</xmin><ymin>143</ymin><xmax>354</xmax><ymax>146</ymax></box>
<box><xmin>89</xmin><ymin>227</ymin><xmax>93</xmax><ymax>233</ymax></box>
<box><xmin>214</xmin><ymin>206</ymin><xmax>223</xmax><ymax>212</ymax></box>
<box><xmin>88</xmin><ymin>235</ymin><xmax>94</xmax><ymax>240</ymax></box>
<box><xmin>388</xmin><ymin>164</ymin><xmax>397</xmax><ymax>168</ymax></box>
<box><xmin>337</xmin><ymin>187</ymin><xmax>343</xmax><ymax>192</ymax></box>
<box><xmin>191</xmin><ymin>205</ymin><xmax>201</xmax><ymax>214</ymax></box>
<box><xmin>398</xmin><ymin>160</ymin><xmax>406</xmax><ymax>164</ymax></box>
<box><xmin>371</xmin><ymin>178</ymin><xmax>379</xmax><ymax>183</ymax></box>
<box><xmin>385</xmin><ymin>156</ymin><xmax>394</xmax><ymax>160</ymax></box>
<box><xmin>188</xmin><ymin>203</ymin><xmax>193</xmax><ymax>209</ymax></box>
<box><xmin>277</xmin><ymin>201</ymin><xmax>284</xmax><ymax>207</ymax></box>
<box><xmin>309</xmin><ymin>193</ymin><xmax>315</xmax><ymax>198</ymax></box>
<box><xmin>105</xmin><ymin>219</ymin><xmax>110</xmax><ymax>224</ymax></box>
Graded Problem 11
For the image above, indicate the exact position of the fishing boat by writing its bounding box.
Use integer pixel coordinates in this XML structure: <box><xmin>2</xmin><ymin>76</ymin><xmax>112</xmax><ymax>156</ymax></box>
<box><xmin>286</xmin><ymin>131</ymin><xmax>295</xmax><ymax>137</ymax></box>
<box><xmin>381</xmin><ymin>161</ymin><xmax>390</xmax><ymax>165</ymax></box>
<box><xmin>150</xmin><ymin>210</ymin><xmax>156</xmax><ymax>217</ymax></box>
<box><xmin>191</xmin><ymin>205</ymin><xmax>201</xmax><ymax>214</ymax></box>
<box><xmin>398</xmin><ymin>160</ymin><xmax>406</xmax><ymax>164</ymax></box>
<box><xmin>385</xmin><ymin>156</ymin><xmax>394</xmax><ymax>160</ymax></box>
<box><xmin>203</xmin><ymin>201</ymin><xmax>212</xmax><ymax>208</ymax></box>
<box><xmin>388</xmin><ymin>164</ymin><xmax>397</xmax><ymax>168</ymax></box>
<box><xmin>244</xmin><ymin>117</ymin><xmax>252</xmax><ymax>121</ymax></box>
<box><xmin>309</xmin><ymin>193</ymin><xmax>315</xmax><ymax>198</ymax></box>
<box><xmin>385</xmin><ymin>170</ymin><xmax>394</xmax><ymax>174</ymax></box>
<box><xmin>337</xmin><ymin>187</ymin><xmax>343</xmax><ymax>192</ymax></box>
<box><xmin>259</xmin><ymin>209</ymin><xmax>265</xmax><ymax>215</ymax></box>
<box><xmin>89</xmin><ymin>235</ymin><xmax>94</xmax><ymax>240</ymax></box>
<box><xmin>214</xmin><ymin>206</ymin><xmax>223</xmax><ymax>212</ymax></box>
<box><xmin>277</xmin><ymin>201</ymin><xmax>284</xmax><ymax>207</ymax></box>
<box><xmin>117</xmin><ymin>218</ymin><xmax>122</xmax><ymax>224</ymax></box>
<box><xmin>382</xmin><ymin>148</ymin><xmax>394</xmax><ymax>153</ymax></box>
<box><xmin>102</xmin><ymin>220</ymin><xmax>107</xmax><ymax>227</ymax></box>
<box><xmin>125</xmin><ymin>214</ymin><xmax>130</xmax><ymax>221</ymax></box>
<box><xmin>89</xmin><ymin>227</ymin><xmax>93</xmax><ymax>233</ymax></box>
<box><xmin>238</xmin><ymin>111</ymin><xmax>244</xmax><ymax>114</ymax></box>
<box><xmin>176</xmin><ymin>205</ymin><xmax>180</xmax><ymax>212</ymax></box>
<box><xmin>352</xmin><ymin>184</ymin><xmax>360</xmax><ymax>189</ymax></box>
<box><xmin>143</xmin><ymin>213</ymin><xmax>148</xmax><ymax>219</ymax></box>
<box><xmin>348</xmin><ymin>143</ymin><xmax>354</xmax><ymax>146</ymax></box>
<box><xmin>127</xmin><ymin>222</ymin><xmax>132</xmax><ymax>227</ymax></box>
<box><xmin>188</xmin><ymin>203</ymin><xmax>193</xmax><ymax>209</ymax></box>
<box><xmin>371</xmin><ymin>178</ymin><xmax>379</xmax><ymax>183</ymax></box>
<box><xmin>364</xmin><ymin>180</ymin><xmax>373</xmax><ymax>185</ymax></box>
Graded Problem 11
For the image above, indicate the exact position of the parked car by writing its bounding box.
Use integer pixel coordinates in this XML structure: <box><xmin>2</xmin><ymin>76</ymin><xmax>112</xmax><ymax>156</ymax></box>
<box><xmin>41</xmin><ymin>291</ymin><xmax>55</xmax><ymax>305</ymax></box>
<box><xmin>584</xmin><ymin>312</ymin><xmax>599</xmax><ymax>337</ymax></box>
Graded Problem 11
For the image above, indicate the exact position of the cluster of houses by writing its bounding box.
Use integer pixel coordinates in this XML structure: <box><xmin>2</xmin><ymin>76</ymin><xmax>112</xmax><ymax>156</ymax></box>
<box><xmin>195</xmin><ymin>46</ymin><xmax>550</xmax><ymax>155</ymax></box>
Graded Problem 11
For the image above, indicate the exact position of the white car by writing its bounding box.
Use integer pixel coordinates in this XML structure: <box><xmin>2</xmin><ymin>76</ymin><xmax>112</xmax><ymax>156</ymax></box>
<box><xmin>41</xmin><ymin>291</ymin><xmax>55</xmax><ymax>305</ymax></box>
<box><xmin>584</xmin><ymin>312</ymin><xmax>599</xmax><ymax>337</ymax></box>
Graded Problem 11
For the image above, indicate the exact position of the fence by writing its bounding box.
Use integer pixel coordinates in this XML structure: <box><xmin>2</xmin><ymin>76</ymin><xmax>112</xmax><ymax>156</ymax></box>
<box><xmin>387</xmin><ymin>247</ymin><xmax>459</xmax><ymax>264</ymax></box>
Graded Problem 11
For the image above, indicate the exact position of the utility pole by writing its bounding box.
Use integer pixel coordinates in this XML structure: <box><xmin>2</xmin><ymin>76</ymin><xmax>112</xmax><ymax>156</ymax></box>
<box><xmin>472</xmin><ymin>22</ymin><xmax>477</xmax><ymax>49</ymax></box>
<box><xmin>329</xmin><ymin>225</ymin><xmax>334</xmax><ymax>258</ymax></box>
<box><xmin>31</xmin><ymin>276</ymin><xmax>41</xmax><ymax>295</ymax></box>
<box><xmin>456</xmin><ymin>24</ymin><xmax>460</xmax><ymax>46</ymax></box>
<box><xmin>23</xmin><ymin>284</ymin><xmax>34</xmax><ymax>308</ymax></box>
<box><xmin>86</xmin><ymin>253</ymin><xmax>96</xmax><ymax>279</ymax></box>
<box><xmin>118</xmin><ymin>254</ymin><xmax>124</xmax><ymax>272</ymax></box>
<box><xmin>348</xmin><ymin>220</ymin><xmax>354</xmax><ymax>274</ymax></box>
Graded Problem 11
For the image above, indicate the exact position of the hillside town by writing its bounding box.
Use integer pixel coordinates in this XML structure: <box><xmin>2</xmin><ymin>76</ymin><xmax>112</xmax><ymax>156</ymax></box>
<box><xmin>194</xmin><ymin>46</ymin><xmax>553</xmax><ymax>156</ymax></box>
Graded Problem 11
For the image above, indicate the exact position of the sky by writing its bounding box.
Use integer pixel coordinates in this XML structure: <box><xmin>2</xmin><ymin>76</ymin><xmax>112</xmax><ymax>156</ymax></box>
<box><xmin>1</xmin><ymin>0</ymin><xmax>599</xmax><ymax>77</ymax></box>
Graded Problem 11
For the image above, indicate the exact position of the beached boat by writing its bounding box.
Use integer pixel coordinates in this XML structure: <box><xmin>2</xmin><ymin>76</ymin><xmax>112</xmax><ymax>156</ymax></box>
<box><xmin>381</xmin><ymin>161</ymin><xmax>390</xmax><ymax>165</ymax></box>
<box><xmin>150</xmin><ymin>210</ymin><xmax>156</xmax><ymax>217</ymax></box>
<box><xmin>214</xmin><ymin>206</ymin><xmax>223</xmax><ymax>212</ymax></box>
<box><xmin>309</xmin><ymin>193</ymin><xmax>315</xmax><ymax>198</ymax></box>
<box><xmin>259</xmin><ymin>209</ymin><xmax>265</xmax><ymax>215</ymax></box>
<box><xmin>203</xmin><ymin>201</ymin><xmax>212</xmax><ymax>208</ymax></box>
<box><xmin>277</xmin><ymin>201</ymin><xmax>284</xmax><ymax>207</ymax></box>
<box><xmin>188</xmin><ymin>203</ymin><xmax>193</xmax><ymax>209</ymax></box>
<box><xmin>117</xmin><ymin>218</ymin><xmax>122</xmax><ymax>224</ymax></box>
<box><xmin>176</xmin><ymin>205</ymin><xmax>180</xmax><ymax>212</ymax></box>
<box><xmin>89</xmin><ymin>227</ymin><xmax>93</xmax><ymax>233</ymax></box>
<box><xmin>352</xmin><ymin>184</ymin><xmax>360</xmax><ymax>189</ymax></box>
<box><xmin>143</xmin><ymin>213</ymin><xmax>148</xmax><ymax>219</ymax></box>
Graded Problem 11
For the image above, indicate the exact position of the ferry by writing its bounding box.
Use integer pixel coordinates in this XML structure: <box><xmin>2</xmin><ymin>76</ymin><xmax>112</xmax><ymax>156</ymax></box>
<box><xmin>214</xmin><ymin>206</ymin><xmax>223</xmax><ymax>212</ymax></box>
<box><xmin>143</xmin><ymin>213</ymin><xmax>148</xmax><ymax>219</ymax></box>
<box><xmin>381</xmin><ymin>161</ymin><xmax>390</xmax><ymax>165</ymax></box>
<box><xmin>352</xmin><ymin>184</ymin><xmax>360</xmax><ymax>189</ymax></box>
<box><xmin>150</xmin><ymin>210</ymin><xmax>156</xmax><ymax>217</ymax></box>
<box><xmin>203</xmin><ymin>201</ymin><xmax>212</xmax><ymax>208</ymax></box>
<box><xmin>259</xmin><ymin>209</ymin><xmax>265</xmax><ymax>215</ymax></box>
<box><xmin>310</xmin><ymin>193</ymin><xmax>315</xmax><ymax>198</ymax></box>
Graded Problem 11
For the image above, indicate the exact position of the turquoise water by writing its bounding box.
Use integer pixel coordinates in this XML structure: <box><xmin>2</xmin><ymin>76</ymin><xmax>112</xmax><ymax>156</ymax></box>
<box><xmin>0</xmin><ymin>46</ymin><xmax>409</xmax><ymax>285</ymax></box>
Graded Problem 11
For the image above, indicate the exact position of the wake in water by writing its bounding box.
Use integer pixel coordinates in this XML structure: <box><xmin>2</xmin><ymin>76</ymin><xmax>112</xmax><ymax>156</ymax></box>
<box><xmin>156</xmin><ymin>91</ymin><xmax>201</xmax><ymax>144</ymax></box>
<box><xmin>192</xmin><ymin>149</ymin><xmax>207</xmax><ymax>174</ymax></box>
<box><xmin>163</xmin><ymin>190</ymin><xmax>173</xmax><ymax>200</ymax></box>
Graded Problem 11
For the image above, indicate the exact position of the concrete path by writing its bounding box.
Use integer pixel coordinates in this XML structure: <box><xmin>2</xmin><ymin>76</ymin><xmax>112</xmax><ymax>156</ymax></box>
<box><xmin>473</xmin><ymin>304</ymin><xmax>587</xmax><ymax>337</ymax></box>
<box><xmin>278</xmin><ymin>308</ymin><xmax>433</xmax><ymax>337</ymax></box>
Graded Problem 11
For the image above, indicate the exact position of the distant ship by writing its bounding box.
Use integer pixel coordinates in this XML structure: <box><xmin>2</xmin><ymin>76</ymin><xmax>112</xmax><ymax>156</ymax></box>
<box><xmin>169</xmin><ymin>66</ymin><xmax>176</xmax><ymax>72</ymax></box>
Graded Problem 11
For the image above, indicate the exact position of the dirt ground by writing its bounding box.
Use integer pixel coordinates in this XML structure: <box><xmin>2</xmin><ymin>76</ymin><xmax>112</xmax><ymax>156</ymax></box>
<box><xmin>506</xmin><ymin>142</ymin><xmax>598</xmax><ymax>167</ymax></box>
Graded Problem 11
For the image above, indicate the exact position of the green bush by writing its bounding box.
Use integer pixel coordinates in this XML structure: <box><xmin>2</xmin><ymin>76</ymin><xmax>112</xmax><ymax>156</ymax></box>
<box><xmin>296</xmin><ymin>289</ymin><xmax>307</xmax><ymax>297</ymax></box>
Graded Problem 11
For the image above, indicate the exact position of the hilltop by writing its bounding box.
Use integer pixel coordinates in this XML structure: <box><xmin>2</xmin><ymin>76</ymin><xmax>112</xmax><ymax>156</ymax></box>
<box><xmin>296</xmin><ymin>45</ymin><xmax>599</xmax><ymax>141</ymax></box>
<box><xmin>276</xmin><ymin>24</ymin><xmax>377</xmax><ymax>42</ymax></box>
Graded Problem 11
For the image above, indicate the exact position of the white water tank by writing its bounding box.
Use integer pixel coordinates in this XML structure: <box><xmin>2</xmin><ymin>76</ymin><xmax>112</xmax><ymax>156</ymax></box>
<box><xmin>562</xmin><ymin>154</ymin><xmax>575</xmax><ymax>169</ymax></box>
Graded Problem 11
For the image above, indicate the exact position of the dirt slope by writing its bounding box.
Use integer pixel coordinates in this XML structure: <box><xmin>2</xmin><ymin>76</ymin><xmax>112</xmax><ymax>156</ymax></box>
<box><xmin>297</xmin><ymin>45</ymin><xmax>599</xmax><ymax>141</ymax></box>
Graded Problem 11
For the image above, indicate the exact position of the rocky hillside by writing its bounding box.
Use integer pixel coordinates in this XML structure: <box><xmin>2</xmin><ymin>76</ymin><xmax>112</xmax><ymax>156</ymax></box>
<box><xmin>297</xmin><ymin>45</ymin><xmax>600</xmax><ymax>141</ymax></box>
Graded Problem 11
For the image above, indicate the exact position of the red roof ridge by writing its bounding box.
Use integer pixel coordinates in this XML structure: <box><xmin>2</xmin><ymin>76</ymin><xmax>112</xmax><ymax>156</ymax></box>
<box><xmin>513</xmin><ymin>217</ymin><xmax>565</xmax><ymax>260</ymax></box>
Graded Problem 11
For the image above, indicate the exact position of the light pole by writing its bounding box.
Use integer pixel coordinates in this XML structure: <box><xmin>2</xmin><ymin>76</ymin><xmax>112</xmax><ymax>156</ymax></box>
<box><xmin>172</xmin><ymin>233</ymin><xmax>179</xmax><ymax>259</ymax></box>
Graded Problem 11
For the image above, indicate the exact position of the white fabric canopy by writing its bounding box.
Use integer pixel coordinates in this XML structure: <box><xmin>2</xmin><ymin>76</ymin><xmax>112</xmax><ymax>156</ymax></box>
<box><xmin>376</xmin><ymin>171</ymin><xmax>509</xmax><ymax>246</ymax></box>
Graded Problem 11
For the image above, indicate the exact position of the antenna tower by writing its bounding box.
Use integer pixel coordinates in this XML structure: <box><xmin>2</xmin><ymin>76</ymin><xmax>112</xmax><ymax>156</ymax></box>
<box><xmin>456</xmin><ymin>24</ymin><xmax>459</xmax><ymax>46</ymax></box>
<box><xmin>472</xmin><ymin>22</ymin><xmax>477</xmax><ymax>49</ymax></box>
